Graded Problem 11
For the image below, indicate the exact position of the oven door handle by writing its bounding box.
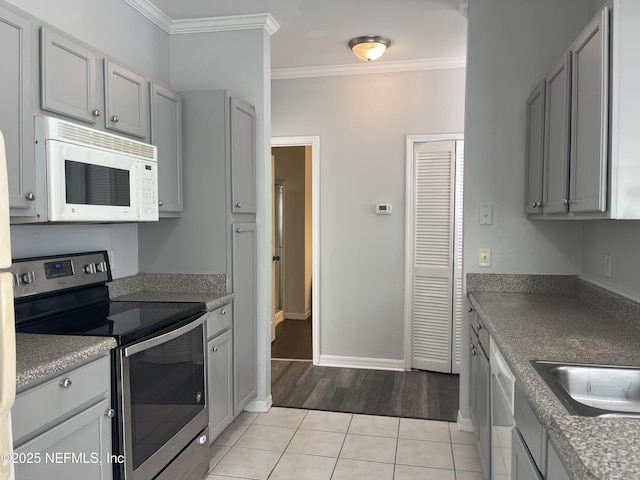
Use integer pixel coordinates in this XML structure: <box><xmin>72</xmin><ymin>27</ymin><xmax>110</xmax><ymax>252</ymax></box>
<box><xmin>124</xmin><ymin>313</ymin><xmax>206</xmax><ymax>357</ymax></box>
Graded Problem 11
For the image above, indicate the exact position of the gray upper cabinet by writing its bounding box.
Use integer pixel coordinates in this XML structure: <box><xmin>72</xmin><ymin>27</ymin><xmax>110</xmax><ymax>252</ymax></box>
<box><xmin>542</xmin><ymin>53</ymin><xmax>571</xmax><ymax>215</ymax></box>
<box><xmin>525</xmin><ymin>82</ymin><xmax>546</xmax><ymax>215</ymax></box>
<box><xmin>0</xmin><ymin>6</ymin><xmax>36</xmax><ymax>217</ymax></box>
<box><xmin>104</xmin><ymin>59</ymin><xmax>149</xmax><ymax>139</ymax></box>
<box><xmin>230</xmin><ymin>97</ymin><xmax>256</xmax><ymax>214</ymax></box>
<box><xmin>569</xmin><ymin>7</ymin><xmax>609</xmax><ymax>213</ymax></box>
<box><xmin>151</xmin><ymin>83</ymin><xmax>183</xmax><ymax>215</ymax></box>
<box><xmin>40</xmin><ymin>27</ymin><xmax>100</xmax><ymax>124</ymax></box>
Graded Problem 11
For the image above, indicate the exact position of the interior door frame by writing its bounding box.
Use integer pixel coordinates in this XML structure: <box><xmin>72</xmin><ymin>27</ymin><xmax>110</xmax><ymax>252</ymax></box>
<box><xmin>404</xmin><ymin>133</ymin><xmax>464</xmax><ymax>371</ymax></box>
<box><xmin>271</xmin><ymin>136</ymin><xmax>320</xmax><ymax>365</ymax></box>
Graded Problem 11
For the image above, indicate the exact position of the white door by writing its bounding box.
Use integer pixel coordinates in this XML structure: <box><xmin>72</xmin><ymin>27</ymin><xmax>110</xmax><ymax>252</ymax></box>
<box><xmin>409</xmin><ymin>140</ymin><xmax>463</xmax><ymax>373</ymax></box>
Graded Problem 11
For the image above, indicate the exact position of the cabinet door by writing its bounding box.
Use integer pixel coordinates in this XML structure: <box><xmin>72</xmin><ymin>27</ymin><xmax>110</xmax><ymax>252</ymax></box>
<box><xmin>151</xmin><ymin>83</ymin><xmax>183</xmax><ymax>214</ymax></box>
<box><xmin>543</xmin><ymin>53</ymin><xmax>571</xmax><ymax>214</ymax></box>
<box><xmin>208</xmin><ymin>329</ymin><xmax>233</xmax><ymax>442</ymax></box>
<box><xmin>546</xmin><ymin>439</ymin><xmax>571</xmax><ymax>480</ymax></box>
<box><xmin>40</xmin><ymin>28</ymin><xmax>99</xmax><ymax>124</ymax></box>
<box><xmin>104</xmin><ymin>59</ymin><xmax>148</xmax><ymax>138</ymax></box>
<box><xmin>230</xmin><ymin>96</ymin><xmax>256</xmax><ymax>214</ymax></box>
<box><xmin>232</xmin><ymin>223</ymin><xmax>257</xmax><ymax>415</ymax></box>
<box><xmin>525</xmin><ymin>82</ymin><xmax>545</xmax><ymax>214</ymax></box>
<box><xmin>569</xmin><ymin>7</ymin><xmax>609</xmax><ymax>213</ymax></box>
<box><xmin>14</xmin><ymin>398</ymin><xmax>113</xmax><ymax>480</ymax></box>
<box><xmin>0</xmin><ymin>6</ymin><xmax>36</xmax><ymax>216</ymax></box>
<box><xmin>512</xmin><ymin>428</ymin><xmax>543</xmax><ymax>480</ymax></box>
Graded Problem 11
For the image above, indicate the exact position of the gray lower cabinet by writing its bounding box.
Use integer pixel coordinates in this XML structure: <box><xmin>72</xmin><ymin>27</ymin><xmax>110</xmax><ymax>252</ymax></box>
<box><xmin>104</xmin><ymin>59</ymin><xmax>149</xmax><ymax>139</ymax></box>
<box><xmin>150</xmin><ymin>82</ymin><xmax>183</xmax><ymax>215</ymax></box>
<box><xmin>14</xmin><ymin>398</ymin><xmax>113</xmax><ymax>480</ymax></box>
<box><xmin>12</xmin><ymin>356</ymin><xmax>112</xmax><ymax>480</ymax></box>
<box><xmin>0</xmin><ymin>5</ymin><xmax>36</xmax><ymax>217</ymax></box>
<box><xmin>513</xmin><ymin>383</ymin><xmax>571</xmax><ymax>480</ymax></box>
<box><xmin>40</xmin><ymin>27</ymin><xmax>100</xmax><ymax>124</ymax></box>
<box><xmin>232</xmin><ymin>223</ymin><xmax>257</xmax><ymax>415</ymax></box>
<box><xmin>468</xmin><ymin>311</ymin><xmax>490</xmax><ymax>480</ymax></box>
<box><xmin>512</xmin><ymin>428</ymin><xmax>543</xmax><ymax>480</ymax></box>
<box><xmin>208</xmin><ymin>329</ymin><xmax>233</xmax><ymax>443</ymax></box>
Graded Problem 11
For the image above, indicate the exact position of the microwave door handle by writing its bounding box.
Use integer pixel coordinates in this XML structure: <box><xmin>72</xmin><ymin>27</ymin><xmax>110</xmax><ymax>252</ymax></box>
<box><xmin>124</xmin><ymin>314</ymin><xmax>206</xmax><ymax>357</ymax></box>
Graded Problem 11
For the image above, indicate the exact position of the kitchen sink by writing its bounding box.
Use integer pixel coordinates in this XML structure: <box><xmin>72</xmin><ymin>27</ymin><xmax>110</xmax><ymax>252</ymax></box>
<box><xmin>532</xmin><ymin>361</ymin><xmax>640</xmax><ymax>418</ymax></box>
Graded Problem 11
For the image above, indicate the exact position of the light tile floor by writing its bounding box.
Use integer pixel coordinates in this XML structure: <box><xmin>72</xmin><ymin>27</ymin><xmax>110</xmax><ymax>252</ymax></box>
<box><xmin>207</xmin><ymin>407</ymin><xmax>484</xmax><ymax>480</ymax></box>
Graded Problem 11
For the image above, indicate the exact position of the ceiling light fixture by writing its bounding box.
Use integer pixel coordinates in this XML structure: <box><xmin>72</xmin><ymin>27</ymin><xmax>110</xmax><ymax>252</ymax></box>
<box><xmin>348</xmin><ymin>35</ymin><xmax>391</xmax><ymax>61</ymax></box>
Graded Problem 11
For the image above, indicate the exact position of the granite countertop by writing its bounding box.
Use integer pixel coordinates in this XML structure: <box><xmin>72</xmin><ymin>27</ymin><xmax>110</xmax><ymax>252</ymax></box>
<box><xmin>112</xmin><ymin>291</ymin><xmax>233</xmax><ymax>312</ymax></box>
<box><xmin>469</xmin><ymin>291</ymin><xmax>640</xmax><ymax>480</ymax></box>
<box><xmin>16</xmin><ymin>333</ymin><xmax>116</xmax><ymax>392</ymax></box>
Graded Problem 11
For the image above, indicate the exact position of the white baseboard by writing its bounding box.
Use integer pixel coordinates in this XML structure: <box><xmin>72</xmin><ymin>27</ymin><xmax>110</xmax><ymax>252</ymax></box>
<box><xmin>318</xmin><ymin>355</ymin><xmax>405</xmax><ymax>371</ymax></box>
<box><xmin>457</xmin><ymin>410</ymin><xmax>475</xmax><ymax>432</ymax></box>
<box><xmin>285</xmin><ymin>310</ymin><xmax>311</xmax><ymax>320</ymax></box>
<box><xmin>244</xmin><ymin>395</ymin><xmax>273</xmax><ymax>413</ymax></box>
<box><xmin>273</xmin><ymin>310</ymin><xmax>285</xmax><ymax>325</ymax></box>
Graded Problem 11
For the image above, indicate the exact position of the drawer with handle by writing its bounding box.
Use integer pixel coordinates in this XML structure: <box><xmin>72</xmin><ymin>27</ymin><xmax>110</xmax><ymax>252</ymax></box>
<box><xmin>206</xmin><ymin>303</ymin><xmax>232</xmax><ymax>339</ymax></box>
<box><xmin>12</xmin><ymin>356</ymin><xmax>110</xmax><ymax>446</ymax></box>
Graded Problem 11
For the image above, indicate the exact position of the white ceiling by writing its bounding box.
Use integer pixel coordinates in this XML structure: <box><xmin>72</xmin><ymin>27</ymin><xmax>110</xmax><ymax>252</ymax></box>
<box><xmin>138</xmin><ymin>0</ymin><xmax>468</xmax><ymax>72</ymax></box>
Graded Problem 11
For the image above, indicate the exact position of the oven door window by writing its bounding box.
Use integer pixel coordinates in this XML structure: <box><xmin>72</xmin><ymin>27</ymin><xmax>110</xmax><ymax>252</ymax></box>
<box><xmin>65</xmin><ymin>160</ymin><xmax>131</xmax><ymax>206</ymax></box>
<box><xmin>126</xmin><ymin>324</ymin><xmax>205</xmax><ymax>470</ymax></box>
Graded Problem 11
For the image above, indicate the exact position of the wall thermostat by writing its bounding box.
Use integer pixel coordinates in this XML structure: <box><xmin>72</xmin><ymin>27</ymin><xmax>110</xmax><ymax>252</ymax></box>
<box><xmin>375</xmin><ymin>203</ymin><xmax>392</xmax><ymax>215</ymax></box>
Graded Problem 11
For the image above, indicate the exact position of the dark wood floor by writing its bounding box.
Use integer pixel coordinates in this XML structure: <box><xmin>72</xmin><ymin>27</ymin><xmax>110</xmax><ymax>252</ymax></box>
<box><xmin>271</xmin><ymin>318</ymin><xmax>312</xmax><ymax>360</ymax></box>
<box><xmin>271</xmin><ymin>360</ymin><xmax>459</xmax><ymax>422</ymax></box>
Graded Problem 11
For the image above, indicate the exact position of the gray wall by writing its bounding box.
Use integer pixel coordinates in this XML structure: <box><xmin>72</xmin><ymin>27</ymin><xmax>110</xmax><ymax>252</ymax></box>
<box><xmin>460</xmin><ymin>0</ymin><xmax>590</xmax><ymax>421</ymax></box>
<box><xmin>463</xmin><ymin>0</ymin><xmax>589</xmax><ymax>279</ymax></box>
<box><xmin>272</xmin><ymin>68</ymin><xmax>466</xmax><ymax>362</ymax></box>
<box><xmin>5</xmin><ymin>0</ymin><xmax>170</xmax><ymax>278</ymax></box>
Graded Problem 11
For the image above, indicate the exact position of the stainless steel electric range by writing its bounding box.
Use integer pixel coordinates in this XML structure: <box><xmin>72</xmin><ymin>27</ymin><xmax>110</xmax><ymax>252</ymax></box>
<box><xmin>12</xmin><ymin>251</ymin><xmax>209</xmax><ymax>480</ymax></box>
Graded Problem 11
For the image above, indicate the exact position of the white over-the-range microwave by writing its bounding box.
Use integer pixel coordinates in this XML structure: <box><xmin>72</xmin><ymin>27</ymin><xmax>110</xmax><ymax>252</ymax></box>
<box><xmin>35</xmin><ymin>116</ymin><xmax>158</xmax><ymax>222</ymax></box>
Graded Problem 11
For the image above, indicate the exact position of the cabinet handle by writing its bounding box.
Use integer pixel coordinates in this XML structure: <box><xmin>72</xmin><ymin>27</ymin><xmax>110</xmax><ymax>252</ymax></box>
<box><xmin>25</xmin><ymin>192</ymin><xmax>36</xmax><ymax>201</ymax></box>
<box><xmin>220</xmin><ymin>309</ymin><xmax>226</xmax><ymax>315</ymax></box>
<box><xmin>235</xmin><ymin>202</ymin><xmax>242</xmax><ymax>208</ymax></box>
<box><xmin>532</xmin><ymin>202</ymin><xmax>543</xmax><ymax>208</ymax></box>
<box><xmin>563</xmin><ymin>199</ymin><xmax>572</xmax><ymax>206</ymax></box>
<box><xmin>158</xmin><ymin>200</ymin><xmax>164</xmax><ymax>207</ymax></box>
<box><xmin>110</xmin><ymin>115</ymin><xmax>120</xmax><ymax>123</ymax></box>
<box><xmin>236</xmin><ymin>228</ymin><xmax>243</xmax><ymax>233</ymax></box>
<box><xmin>468</xmin><ymin>307</ymin><xmax>473</xmax><ymax>313</ymax></box>
<box><xmin>470</xmin><ymin>344</ymin><xmax>477</xmax><ymax>356</ymax></box>
<box><xmin>477</xmin><ymin>323</ymin><xmax>482</xmax><ymax>331</ymax></box>
<box><xmin>92</xmin><ymin>109</ymin><xmax>101</xmax><ymax>117</ymax></box>
<box><xmin>59</xmin><ymin>378</ymin><xmax>72</xmax><ymax>389</ymax></box>
<box><xmin>211</xmin><ymin>345</ymin><xmax>218</xmax><ymax>352</ymax></box>
<box><xmin>198</xmin><ymin>434</ymin><xmax>207</xmax><ymax>445</ymax></box>
<box><xmin>104</xmin><ymin>409</ymin><xmax>115</xmax><ymax>418</ymax></box>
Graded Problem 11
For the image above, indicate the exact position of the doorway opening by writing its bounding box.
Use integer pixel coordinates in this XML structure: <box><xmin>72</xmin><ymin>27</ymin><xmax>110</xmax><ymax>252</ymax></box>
<box><xmin>270</xmin><ymin>137</ymin><xmax>320</xmax><ymax>364</ymax></box>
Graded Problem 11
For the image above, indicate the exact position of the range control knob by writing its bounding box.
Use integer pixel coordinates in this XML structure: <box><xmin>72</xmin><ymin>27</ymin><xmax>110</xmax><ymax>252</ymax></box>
<box><xmin>95</xmin><ymin>262</ymin><xmax>108</xmax><ymax>273</ymax></box>
<box><xmin>21</xmin><ymin>271</ymin><xmax>35</xmax><ymax>285</ymax></box>
<box><xmin>84</xmin><ymin>264</ymin><xmax>96</xmax><ymax>274</ymax></box>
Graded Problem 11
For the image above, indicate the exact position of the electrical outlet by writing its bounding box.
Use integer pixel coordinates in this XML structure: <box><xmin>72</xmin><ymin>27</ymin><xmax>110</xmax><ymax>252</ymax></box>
<box><xmin>108</xmin><ymin>250</ymin><xmax>115</xmax><ymax>271</ymax></box>
<box><xmin>478</xmin><ymin>248</ymin><xmax>491</xmax><ymax>267</ymax></box>
<box><xmin>604</xmin><ymin>253</ymin><xmax>612</xmax><ymax>278</ymax></box>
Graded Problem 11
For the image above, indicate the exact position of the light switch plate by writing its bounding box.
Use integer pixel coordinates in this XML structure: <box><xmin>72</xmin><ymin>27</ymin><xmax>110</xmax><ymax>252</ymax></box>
<box><xmin>479</xmin><ymin>205</ymin><xmax>493</xmax><ymax>225</ymax></box>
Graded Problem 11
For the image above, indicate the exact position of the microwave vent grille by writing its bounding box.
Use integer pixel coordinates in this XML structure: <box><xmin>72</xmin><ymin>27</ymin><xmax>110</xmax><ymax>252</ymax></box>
<box><xmin>57</xmin><ymin>122</ymin><xmax>156</xmax><ymax>161</ymax></box>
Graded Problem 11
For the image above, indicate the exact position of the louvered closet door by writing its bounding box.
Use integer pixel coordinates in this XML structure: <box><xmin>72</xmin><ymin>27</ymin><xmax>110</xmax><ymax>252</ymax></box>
<box><xmin>412</xmin><ymin>140</ymin><xmax>456</xmax><ymax>373</ymax></box>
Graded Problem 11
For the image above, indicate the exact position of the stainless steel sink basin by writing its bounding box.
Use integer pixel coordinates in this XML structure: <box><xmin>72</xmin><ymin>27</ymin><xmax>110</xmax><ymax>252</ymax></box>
<box><xmin>532</xmin><ymin>361</ymin><xmax>640</xmax><ymax>418</ymax></box>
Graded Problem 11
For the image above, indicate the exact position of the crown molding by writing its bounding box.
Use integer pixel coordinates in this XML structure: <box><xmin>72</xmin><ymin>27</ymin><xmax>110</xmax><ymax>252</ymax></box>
<box><xmin>122</xmin><ymin>0</ymin><xmax>280</xmax><ymax>35</ymax></box>
<box><xmin>271</xmin><ymin>56</ymin><xmax>467</xmax><ymax>80</ymax></box>
<box><xmin>171</xmin><ymin>13</ymin><xmax>280</xmax><ymax>35</ymax></box>
<box><xmin>122</xmin><ymin>0</ymin><xmax>172</xmax><ymax>33</ymax></box>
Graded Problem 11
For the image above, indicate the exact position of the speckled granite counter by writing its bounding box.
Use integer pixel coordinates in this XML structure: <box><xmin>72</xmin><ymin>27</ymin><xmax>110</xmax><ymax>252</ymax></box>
<box><xmin>16</xmin><ymin>333</ymin><xmax>116</xmax><ymax>392</ymax></box>
<box><xmin>112</xmin><ymin>291</ymin><xmax>233</xmax><ymax>312</ymax></box>
<box><xmin>469</xmin><ymin>291</ymin><xmax>640</xmax><ymax>480</ymax></box>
